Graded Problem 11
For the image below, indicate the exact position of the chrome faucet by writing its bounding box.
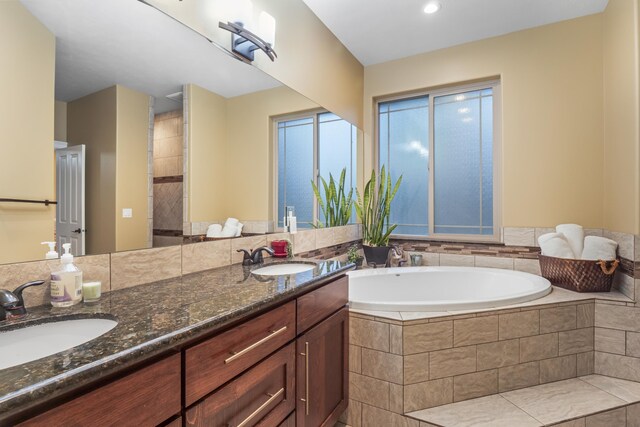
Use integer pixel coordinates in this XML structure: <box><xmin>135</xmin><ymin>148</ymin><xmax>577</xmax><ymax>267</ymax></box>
<box><xmin>386</xmin><ymin>245</ymin><xmax>406</xmax><ymax>267</ymax></box>
<box><xmin>0</xmin><ymin>280</ymin><xmax>45</xmax><ymax>321</ymax></box>
<box><xmin>237</xmin><ymin>247</ymin><xmax>276</xmax><ymax>266</ymax></box>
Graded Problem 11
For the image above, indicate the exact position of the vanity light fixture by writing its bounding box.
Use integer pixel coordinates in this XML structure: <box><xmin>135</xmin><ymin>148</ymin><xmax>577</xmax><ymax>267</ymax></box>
<box><xmin>423</xmin><ymin>2</ymin><xmax>441</xmax><ymax>14</ymax></box>
<box><xmin>218</xmin><ymin>17</ymin><xmax>277</xmax><ymax>62</ymax></box>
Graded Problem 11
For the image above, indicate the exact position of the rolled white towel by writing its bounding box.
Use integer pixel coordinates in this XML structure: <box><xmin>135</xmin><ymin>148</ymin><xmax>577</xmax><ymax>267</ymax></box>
<box><xmin>539</xmin><ymin>233</ymin><xmax>575</xmax><ymax>258</ymax></box>
<box><xmin>556</xmin><ymin>224</ymin><xmax>584</xmax><ymax>258</ymax></box>
<box><xmin>581</xmin><ymin>236</ymin><xmax>617</xmax><ymax>261</ymax></box>
<box><xmin>206</xmin><ymin>224</ymin><xmax>222</xmax><ymax>238</ymax></box>
<box><xmin>224</xmin><ymin>217</ymin><xmax>239</xmax><ymax>228</ymax></box>
<box><xmin>235</xmin><ymin>222</ymin><xmax>244</xmax><ymax>237</ymax></box>
<box><xmin>220</xmin><ymin>224</ymin><xmax>237</xmax><ymax>238</ymax></box>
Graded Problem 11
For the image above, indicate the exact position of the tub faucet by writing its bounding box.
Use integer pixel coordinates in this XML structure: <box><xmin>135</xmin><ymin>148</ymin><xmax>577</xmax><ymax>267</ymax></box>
<box><xmin>237</xmin><ymin>247</ymin><xmax>276</xmax><ymax>266</ymax></box>
<box><xmin>0</xmin><ymin>280</ymin><xmax>45</xmax><ymax>321</ymax></box>
<box><xmin>387</xmin><ymin>245</ymin><xmax>406</xmax><ymax>268</ymax></box>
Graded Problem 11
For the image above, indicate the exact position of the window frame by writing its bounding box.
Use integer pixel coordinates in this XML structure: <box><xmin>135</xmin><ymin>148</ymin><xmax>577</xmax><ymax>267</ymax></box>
<box><xmin>374</xmin><ymin>79</ymin><xmax>502</xmax><ymax>243</ymax></box>
<box><xmin>272</xmin><ymin>109</ymin><xmax>358</xmax><ymax>230</ymax></box>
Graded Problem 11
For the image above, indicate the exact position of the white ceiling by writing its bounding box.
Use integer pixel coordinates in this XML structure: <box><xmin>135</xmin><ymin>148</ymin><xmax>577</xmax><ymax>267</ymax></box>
<box><xmin>20</xmin><ymin>0</ymin><xmax>281</xmax><ymax>113</ymax></box>
<box><xmin>302</xmin><ymin>0</ymin><xmax>609</xmax><ymax>66</ymax></box>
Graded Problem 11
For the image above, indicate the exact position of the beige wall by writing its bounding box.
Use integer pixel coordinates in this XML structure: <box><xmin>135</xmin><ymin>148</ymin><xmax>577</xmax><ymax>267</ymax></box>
<box><xmin>0</xmin><ymin>1</ymin><xmax>55</xmax><ymax>264</ymax></box>
<box><xmin>142</xmin><ymin>0</ymin><xmax>364</xmax><ymax>128</ymax></box>
<box><xmin>54</xmin><ymin>101</ymin><xmax>67</xmax><ymax>142</ymax></box>
<box><xmin>603</xmin><ymin>0</ymin><xmax>640</xmax><ymax>234</ymax></box>
<box><xmin>67</xmin><ymin>87</ymin><xmax>118</xmax><ymax>255</ymax></box>
<box><xmin>186</xmin><ymin>84</ymin><xmax>228</xmax><ymax>222</ymax></box>
<box><xmin>363</xmin><ymin>15</ymin><xmax>605</xmax><ymax>229</ymax></box>
<box><xmin>115</xmin><ymin>86</ymin><xmax>150</xmax><ymax>251</ymax></box>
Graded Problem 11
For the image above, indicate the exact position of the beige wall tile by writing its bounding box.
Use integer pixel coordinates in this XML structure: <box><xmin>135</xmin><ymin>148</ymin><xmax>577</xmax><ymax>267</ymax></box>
<box><xmin>539</xmin><ymin>354</ymin><xmax>577</xmax><ymax>384</ymax></box>
<box><xmin>230</xmin><ymin>235</ymin><xmax>268</xmax><ymax>264</ymax></box>
<box><xmin>499</xmin><ymin>310</ymin><xmax>540</xmax><ymax>339</ymax></box>
<box><xmin>181</xmin><ymin>240</ymin><xmax>231</xmax><ymax>275</ymax></box>
<box><xmin>627</xmin><ymin>402</ymin><xmax>640</xmax><ymax>427</ymax></box>
<box><xmin>627</xmin><ymin>332</ymin><xmax>640</xmax><ymax>357</ymax></box>
<box><xmin>293</xmin><ymin>229</ymin><xmax>316</xmax><ymax>254</ymax></box>
<box><xmin>351</xmin><ymin>317</ymin><xmax>390</xmax><ymax>351</ymax></box>
<box><xmin>390</xmin><ymin>324</ymin><xmax>403</xmax><ymax>355</ymax></box>
<box><xmin>315</xmin><ymin>227</ymin><xmax>335</xmax><ymax>249</ymax></box>
<box><xmin>389</xmin><ymin>383</ymin><xmax>404</xmax><ymax>414</ymax></box>
<box><xmin>594</xmin><ymin>352</ymin><xmax>640</xmax><ymax>382</ymax></box>
<box><xmin>350</xmin><ymin>345</ymin><xmax>362</xmax><ymax>374</ymax></box>
<box><xmin>613</xmin><ymin>272</ymin><xmax>635</xmax><ymax>300</ymax></box>
<box><xmin>520</xmin><ymin>333</ymin><xmax>559</xmax><ymax>362</ymax></box>
<box><xmin>110</xmin><ymin>246</ymin><xmax>181</xmax><ymax>290</ymax></box>
<box><xmin>454</xmin><ymin>315</ymin><xmax>498</xmax><ymax>346</ymax></box>
<box><xmin>339</xmin><ymin>399</ymin><xmax>362</xmax><ymax>427</ymax></box>
<box><xmin>74</xmin><ymin>254</ymin><xmax>111</xmax><ymax>294</ymax></box>
<box><xmin>498</xmin><ymin>361</ymin><xmax>540</xmax><ymax>392</ymax></box>
<box><xmin>429</xmin><ymin>346</ymin><xmax>476</xmax><ymax>379</ymax></box>
<box><xmin>477</xmin><ymin>339</ymin><xmax>520</xmax><ymax>370</ymax></box>
<box><xmin>577</xmin><ymin>351</ymin><xmax>595</xmax><ymax>376</ymax></box>
<box><xmin>453</xmin><ymin>369</ymin><xmax>498</xmax><ymax>402</ymax></box>
<box><xmin>362</xmin><ymin>404</ymin><xmax>419</xmax><ymax>427</ymax></box>
<box><xmin>585</xmin><ymin>407</ymin><xmax>626</xmax><ymax>427</ymax></box>
<box><xmin>362</xmin><ymin>348</ymin><xmax>403</xmax><ymax>384</ymax></box>
<box><xmin>351</xmin><ymin>373</ymin><xmax>390</xmax><ymax>410</ymax></box>
<box><xmin>404</xmin><ymin>321</ymin><xmax>453</xmax><ymax>354</ymax></box>
<box><xmin>514</xmin><ymin>258</ymin><xmax>542</xmax><ymax>275</ymax></box>
<box><xmin>559</xmin><ymin>328</ymin><xmax>594</xmax><ymax>355</ymax></box>
<box><xmin>596</xmin><ymin>303</ymin><xmax>640</xmax><ymax>332</ymax></box>
<box><xmin>540</xmin><ymin>306</ymin><xmax>577</xmax><ymax>333</ymax></box>
<box><xmin>577</xmin><ymin>303</ymin><xmax>595</xmax><ymax>328</ymax></box>
<box><xmin>439</xmin><ymin>254</ymin><xmax>474</xmax><ymax>267</ymax></box>
<box><xmin>0</xmin><ymin>260</ymin><xmax>52</xmax><ymax>308</ymax></box>
<box><xmin>405</xmin><ymin>352</ymin><xmax>429</xmax><ymax>385</ymax></box>
<box><xmin>474</xmin><ymin>256</ymin><xmax>514</xmax><ymax>270</ymax></box>
<box><xmin>503</xmin><ymin>227</ymin><xmax>535</xmax><ymax>246</ymax></box>
<box><xmin>404</xmin><ymin>378</ymin><xmax>453</xmax><ymax>412</ymax></box>
<box><xmin>594</xmin><ymin>327</ymin><xmax>626</xmax><ymax>355</ymax></box>
<box><xmin>552</xmin><ymin>419</ymin><xmax>586</xmax><ymax>426</ymax></box>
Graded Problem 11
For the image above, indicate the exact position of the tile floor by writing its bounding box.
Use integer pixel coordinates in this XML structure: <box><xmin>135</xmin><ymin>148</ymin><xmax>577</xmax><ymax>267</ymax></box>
<box><xmin>406</xmin><ymin>375</ymin><xmax>640</xmax><ymax>426</ymax></box>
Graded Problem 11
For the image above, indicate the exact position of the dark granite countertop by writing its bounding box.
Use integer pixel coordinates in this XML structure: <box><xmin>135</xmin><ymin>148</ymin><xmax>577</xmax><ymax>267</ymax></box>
<box><xmin>0</xmin><ymin>258</ymin><xmax>353</xmax><ymax>422</ymax></box>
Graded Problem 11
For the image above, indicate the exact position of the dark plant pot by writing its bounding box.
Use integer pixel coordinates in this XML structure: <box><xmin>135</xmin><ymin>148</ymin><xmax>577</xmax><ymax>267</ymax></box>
<box><xmin>363</xmin><ymin>245</ymin><xmax>391</xmax><ymax>266</ymax></box>
<box><xmin>354</xmin><ymin>258</ymin><xmax>364</xmax><ymax>268</ymax></box>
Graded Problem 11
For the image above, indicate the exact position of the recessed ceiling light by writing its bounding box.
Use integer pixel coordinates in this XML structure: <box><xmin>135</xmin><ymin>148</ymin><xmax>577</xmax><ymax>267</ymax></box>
<box><xmin>423</xmin><ymin>2</ymin><xmax>441</xmax><ymax>14</ymax></box>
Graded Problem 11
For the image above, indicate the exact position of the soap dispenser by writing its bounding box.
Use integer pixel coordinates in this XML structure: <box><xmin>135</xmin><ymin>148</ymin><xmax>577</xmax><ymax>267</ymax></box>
<box><xmin>41</xmin><ymin>241</ymin><xmax>58</xmax><ymax>259</ymax></box>
<box><xmin>50</xmin><ymin>243</ymin><xmax>83</xmax><ymax>307</ymax></box>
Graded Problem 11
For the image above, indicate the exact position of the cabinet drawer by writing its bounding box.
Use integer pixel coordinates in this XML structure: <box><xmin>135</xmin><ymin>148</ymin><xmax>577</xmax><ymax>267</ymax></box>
<box><xmin>185</xmin><ymin>301</ymin><xmax>296</xmax><ymax>405</ymax></box>
<box><xmin>297</xmin><ymin>276</ymin><xmax>348</xmax><ymax>334</ymax></box>
<box><xmin>19</xmin><ymin>354</ymin><xmax>181</xmax><ymax>427</ymax></box>
<box><xmin>278</xmin><ymin>412</ymin><xmax>295</xmax><ymax>427</ymax></box>
<box><xmin>186</xmin><ymin>343</ymin><xmax>296</xmax><ymax>427</ymax></box>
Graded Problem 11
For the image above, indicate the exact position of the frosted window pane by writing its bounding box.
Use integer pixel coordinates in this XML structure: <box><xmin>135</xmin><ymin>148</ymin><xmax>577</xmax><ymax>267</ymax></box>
<box><xmin>277</xmin><ymin>118</ymin><xmax>314</xmax><ymax>228</ymax></box>
<box><xmin>379</xmin><ymin>96</ymin><xmax>429</xmax><ymax>235</ymax></box>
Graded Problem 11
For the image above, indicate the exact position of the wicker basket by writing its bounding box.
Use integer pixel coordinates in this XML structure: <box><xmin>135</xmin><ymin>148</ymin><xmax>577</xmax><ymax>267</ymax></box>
<box><xmin>538</xmin><ymin>255</ymin><xmax>619</xmax><ymax>292</ymax></box>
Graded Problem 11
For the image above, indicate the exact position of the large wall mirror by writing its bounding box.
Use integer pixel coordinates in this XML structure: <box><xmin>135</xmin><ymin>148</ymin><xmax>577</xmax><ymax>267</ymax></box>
<box><xmin>1</xmin><ymin>0</ymin><xmax>362</xmax><ymax>264</ymax></box>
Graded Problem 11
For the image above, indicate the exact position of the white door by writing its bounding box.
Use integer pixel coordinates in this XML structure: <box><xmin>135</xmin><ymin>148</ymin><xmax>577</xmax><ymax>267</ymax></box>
<box><xmin>56</xmin><ymin>145</ymin><xmax>86</xmax><ymax>256</ymax></box>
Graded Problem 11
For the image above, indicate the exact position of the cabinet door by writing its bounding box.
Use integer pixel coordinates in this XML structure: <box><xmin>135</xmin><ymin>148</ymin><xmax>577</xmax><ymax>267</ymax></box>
<box><xmin>296</xmin><ymin>307</ymin><xmax>349</xmax><ymax>427</ymax></box>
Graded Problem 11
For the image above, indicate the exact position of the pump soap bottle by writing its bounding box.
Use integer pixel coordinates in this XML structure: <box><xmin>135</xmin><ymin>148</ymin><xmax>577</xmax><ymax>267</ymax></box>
<box><xmin>41</xmin><ymin>242</ymin><xmax>58</xmax><ymax>259</ymax></box>
<box><xmin>50</xmin><ymin>243</ymin><xmax>83</xmax><ymax>307</ymax></box>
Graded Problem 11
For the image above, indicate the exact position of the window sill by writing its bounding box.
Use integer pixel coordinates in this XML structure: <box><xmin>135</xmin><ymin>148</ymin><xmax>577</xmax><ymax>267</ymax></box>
<box><xmin>389</xmin><ymin>234</ymin><xmax>503</xmax><ymax>246</ymax></box>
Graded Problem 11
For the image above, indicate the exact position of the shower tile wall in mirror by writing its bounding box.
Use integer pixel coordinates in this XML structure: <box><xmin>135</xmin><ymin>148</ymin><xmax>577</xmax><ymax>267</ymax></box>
<box><xmin>1</xmin><ymin>0</ymin><xmax>362</xmax><ymax>264</ymax></box>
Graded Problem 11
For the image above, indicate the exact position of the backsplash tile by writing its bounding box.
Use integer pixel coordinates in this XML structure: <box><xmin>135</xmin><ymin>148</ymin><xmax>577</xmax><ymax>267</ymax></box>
<box><xmin>503</xmin><ymin>227</ymin><xmax>535</xmax><ymax>246</ymax></box>
<box><xmin>110</xmin><ymin>246</ymin><xmax>181</xmax><ymax>290</ymax></box>
<box><xmin>182</xmin><ymin>239</ymin><xmax>231</xmax><ymax>275</ymax></box>
<box><xmin>230</xmin><ymin>235</ymin><xmax>268</xmax><ymax>264</ymax></box>
<box><xmin>293</xmin><ymin>229</ymin><xmax>316</xmax><ymax>254</ymax></box>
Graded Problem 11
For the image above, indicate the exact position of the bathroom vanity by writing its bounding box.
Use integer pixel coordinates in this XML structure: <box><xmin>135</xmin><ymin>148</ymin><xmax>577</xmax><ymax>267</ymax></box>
<box><xmin>1</xmin><ymin>261</ymin><xmax>351</xmax><ymax>427</ymax></box>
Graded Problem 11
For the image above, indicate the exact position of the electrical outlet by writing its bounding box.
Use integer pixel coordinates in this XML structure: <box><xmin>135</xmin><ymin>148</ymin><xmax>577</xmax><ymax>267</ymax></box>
<box><xmin>122</xmin><ymin>208</ymin><xmax>133</xmax><ymax>218</ymax></box>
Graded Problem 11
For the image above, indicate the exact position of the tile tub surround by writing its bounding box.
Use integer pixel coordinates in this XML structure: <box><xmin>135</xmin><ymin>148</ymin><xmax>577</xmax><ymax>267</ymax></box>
<box><xmin>0</xmin><ymin>259</ymin><xmax>353</xmax><ymax>422</ymax></box>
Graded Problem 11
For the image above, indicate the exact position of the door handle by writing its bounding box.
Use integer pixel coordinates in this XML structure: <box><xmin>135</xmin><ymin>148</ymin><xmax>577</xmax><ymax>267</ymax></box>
<box><xmin>72</xmin><ymin>228</ymin><xmax>86</xmax><ymax>234</ymax></box>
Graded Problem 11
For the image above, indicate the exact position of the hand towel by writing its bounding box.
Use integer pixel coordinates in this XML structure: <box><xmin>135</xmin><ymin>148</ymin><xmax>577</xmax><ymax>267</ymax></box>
<box><xmin>206</xmin><ymin>224</ymin><xmax>222</xmax><ymax>238</ymax></box>
<box><xmin>581</xmin><ymin>236</ymin><xmax>618</xmax><ymax>261</ymax></box>
<box><xmin>235</xmin><ymin>223</ymin><xmax>244</xmax><ymax>237</ymax></box>
<box><xmin>220</xmin><ymin>224</ymin><xmax>237</xmax><ymax>238</ymax></box>
<box><xmin>224</xmin><ymin>217</ymin><xmax>239</xmax><ymax>228</ymax></box>
<box><xmin>539</xmin><ymin>233</ymin><xmax>575</xmax><ymax>258</ymax></box>
<box><xmin>556</xmin><ymin>224</ymin><xmax>584</xmax><ymax>258</ymax></box>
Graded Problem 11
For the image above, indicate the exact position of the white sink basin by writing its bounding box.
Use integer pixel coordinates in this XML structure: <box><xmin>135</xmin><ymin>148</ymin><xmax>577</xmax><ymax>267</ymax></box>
<box><xmin>0</xmin><ymin>318</ymin><xmax>118</xmax><ymax>369</ymax></box>
<box><xmin>252</xmin><ymin>263</ymin><xmax>315</xmax><ymax>276</ymax></box>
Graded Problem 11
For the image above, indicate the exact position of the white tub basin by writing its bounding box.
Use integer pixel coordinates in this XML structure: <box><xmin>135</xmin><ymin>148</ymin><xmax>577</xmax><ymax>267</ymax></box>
<box><xmin>252</xmin><ymin>263</ymin><xmax>315</xmax><ymax>276</ymax></box>
<box><xmin>0</xmin><ymin>318</ymin><xmax>118</xmax><ymax>369</ymax></box>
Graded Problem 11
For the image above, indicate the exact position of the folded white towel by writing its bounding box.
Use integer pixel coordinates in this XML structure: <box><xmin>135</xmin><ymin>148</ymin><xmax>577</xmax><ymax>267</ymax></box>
<box><xmin>556</xmin><ymin>224</ymin><xmax>584</xmax><ymax>258</ymax></box>
<box><xmin>581</xmin><ymin>236</ymin><xmax>617</xmax><ymax>261</ymax></box>
<box><xmin>235</xmin><ymin>222</ymin><xmax>244</xmax><ymax>237</ymax></box>
<box><xmin>220</xmin><ymin>224</ymin><xmax>237</xmax><ymax>238</ymax></box>
<box><xmin>224</xmin><ymin>217</ymin><xmax>239</xmax><ymax>228</ymax></box>
<box><xmin>206</xmin><ymin>224</ymin><xmax>222</xmax><ymax>238</ymax></box>
<box><xmin>539</xmin><ymin>233</ymin><xmax>575</xmax><ymax>258</ymax></box>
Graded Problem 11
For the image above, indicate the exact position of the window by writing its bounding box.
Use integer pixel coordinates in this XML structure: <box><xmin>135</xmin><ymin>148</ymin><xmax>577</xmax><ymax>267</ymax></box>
<box><xmin>276</xmin><ymin>111</ymin><xmax>357</xmax><ymax>228</ymax></box>
<box><xmin>377</xmin><ymin>82</ymin><xmax>500</xmax><ymax>239</ymax></box>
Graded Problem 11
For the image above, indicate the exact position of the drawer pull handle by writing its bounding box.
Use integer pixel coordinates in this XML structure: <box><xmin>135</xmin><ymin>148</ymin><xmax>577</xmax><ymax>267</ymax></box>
<box><xmin>236</xmin><ymin>387</ymin><xmax>285</xmax><ymax>427</ymax></box>
<box><xmin>225</xmin><ymin>326</ymin><xmax>288</xmax><ymax>364</ymax></box>
<box><xmin>300</xmin><ymin>341</ymin><xmax>310</xmax><ymax>415</ymax></box>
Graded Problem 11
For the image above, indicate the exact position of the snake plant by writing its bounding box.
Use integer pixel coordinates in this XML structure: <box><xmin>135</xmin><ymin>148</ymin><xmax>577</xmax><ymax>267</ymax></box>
<box><xmin>355</xmin><ymin>166</ymin><xmax>402</xmax><ymax>247</ymax></box>
<box><xmin>311</xmin><ymin>167</ymin><xmax>354</xmax><ymax>228</ymax></box>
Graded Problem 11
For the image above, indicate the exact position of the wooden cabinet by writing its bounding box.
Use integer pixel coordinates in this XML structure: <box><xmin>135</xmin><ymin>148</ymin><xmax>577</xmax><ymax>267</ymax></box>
<box><xmin>296</xmin><ymin>308</ymin><xmax>349</xmax><ymax>427</ymax></box>
<box><xmin>18</xmin><ymin>354</ymin><xmax>181</xmax><ymax>427</ymax></box>
<box><xmin>185</xmin><ymin>343</ymin><xmax>296</xmax><ymax>427</ymax></box>
<box><xmin>297</xmin><ymin>277</ymin><xmax>348</xmax><ymax>334</ymax></box>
